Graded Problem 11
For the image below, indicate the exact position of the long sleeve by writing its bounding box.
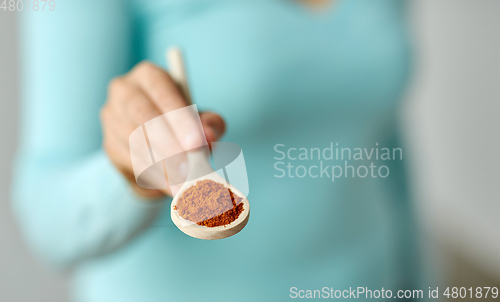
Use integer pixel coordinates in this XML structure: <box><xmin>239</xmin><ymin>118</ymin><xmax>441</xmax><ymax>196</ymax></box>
<box><xmin>12</xmin><ymin>0</ymin><xmax>165</xmax><ymax>268</ymax></box>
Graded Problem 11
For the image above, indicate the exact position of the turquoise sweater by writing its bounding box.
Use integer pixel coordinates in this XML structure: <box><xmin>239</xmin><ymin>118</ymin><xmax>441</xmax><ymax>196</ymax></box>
<box><xmin>13</xmin><ymin>0</ymin><xmax>418</xmax><ymax>301</ymax></box>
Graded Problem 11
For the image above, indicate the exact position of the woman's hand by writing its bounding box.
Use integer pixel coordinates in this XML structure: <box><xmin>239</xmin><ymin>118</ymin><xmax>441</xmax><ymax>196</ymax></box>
<box><xmin>100</xmin><ymin>61</ymin><xmax>225</xmax><ymax>198</ymax></box>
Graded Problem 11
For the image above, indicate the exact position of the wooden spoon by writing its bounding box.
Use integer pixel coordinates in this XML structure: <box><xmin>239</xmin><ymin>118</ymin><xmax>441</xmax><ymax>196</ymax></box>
<box><xmin>167</xmin><ymin>47</ymin><xmax>250</xmax><ymax>240</ymax></box>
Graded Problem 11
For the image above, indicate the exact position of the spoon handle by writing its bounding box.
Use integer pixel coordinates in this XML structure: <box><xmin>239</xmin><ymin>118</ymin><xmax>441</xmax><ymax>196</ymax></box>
<box><xmin>167</xmin><ymin>47</ymin><xmax>214</xmax><ymax>180</ymax></box>
<box><xmin>167</xmin><ymin>47</ymin><xmax>192</xmax><ymax>105</ymax></box>
<box><xmin>186</xmin><ymin>149</ymin><xmax>213</xmax><ymax>176</ymax></box>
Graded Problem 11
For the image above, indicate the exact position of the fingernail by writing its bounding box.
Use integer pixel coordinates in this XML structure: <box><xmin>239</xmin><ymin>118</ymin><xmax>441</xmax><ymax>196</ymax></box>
<box><xmin>210</xmin><ymin>125</ymin><xmax>222</xmax><ymax>139</ymax></box>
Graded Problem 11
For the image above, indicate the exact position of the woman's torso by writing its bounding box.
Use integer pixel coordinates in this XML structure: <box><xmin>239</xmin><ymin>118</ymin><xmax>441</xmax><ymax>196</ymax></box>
<box><xmin>73</xmin><ymin>0</ymin><xmax>416</xmax><ymax>301</ymax></box>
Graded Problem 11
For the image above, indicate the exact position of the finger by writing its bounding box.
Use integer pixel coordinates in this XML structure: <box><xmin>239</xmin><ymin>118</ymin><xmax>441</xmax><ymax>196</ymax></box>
<box><xmin>102</xmin><ymin>107</ymin><xmax>139</xmax><ymax>144</ymax></box>
<box><xmin>104</xmin><ymin>118</ymin><xmax>172</xmax><ymax>197</ymax></box>
<box><xmin>128</xmin><ymin>61</ymin><xmax>206</xmax><ymax>151</ymax></box>
<box><xmin>108</xmin><ymin>75</ymin><xmax>187</xmax><ymax>165</ymax></box>
<box><xmin>102</xmin><ymin>113</ymin><xmax>134</xmax><ymax>170</ymax></box>
<box><xmin>111</xmin><ymin>98</ymin><xmax>188</xmax><ymax>194</ymax></box>
<box><xmin>108</xmin><ymin>76</ymin><xmax>163</xmax><ymax>127</ymax></box>
<box><xmin>128</xmin><ymin>61</ymin><xmax>188</xmax><ymax>113</ymax></box>
<box><xmin>200</xmin><ymin>112</ymin><xmax>226</xmax><ymax>143</ymax></box>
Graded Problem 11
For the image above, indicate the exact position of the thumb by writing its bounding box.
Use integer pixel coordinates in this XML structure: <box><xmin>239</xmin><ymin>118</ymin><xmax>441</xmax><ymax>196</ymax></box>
<box><xmin>200</xmin><ymin>112</ymin><xmax>226</xmax><ymax>143</ymax></box>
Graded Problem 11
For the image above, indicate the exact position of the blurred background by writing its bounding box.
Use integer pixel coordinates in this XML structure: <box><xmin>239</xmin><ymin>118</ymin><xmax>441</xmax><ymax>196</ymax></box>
<box><xmin>0</xmin><ymin>0</ymin><xmax>499</xmax><ymax>301</ymax></box>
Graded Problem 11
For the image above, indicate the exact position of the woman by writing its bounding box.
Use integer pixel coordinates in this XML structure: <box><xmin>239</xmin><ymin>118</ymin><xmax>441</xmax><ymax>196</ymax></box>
<box><xmin>13</xmin><ymin>0</ymin><xmax>420</xmax><ymax>300</ymax></box>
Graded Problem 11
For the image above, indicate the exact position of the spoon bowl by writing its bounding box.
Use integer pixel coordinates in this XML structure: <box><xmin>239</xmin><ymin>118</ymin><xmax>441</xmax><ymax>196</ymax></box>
<box><xmin>170</xmin><ymin>150</ymin><xmax>250</xmax><ymax>239</ymax></box>
<box><xmin>170</xmin><ymin>171</ymin><xmax>250</xmax><ymax>240</ymax></box>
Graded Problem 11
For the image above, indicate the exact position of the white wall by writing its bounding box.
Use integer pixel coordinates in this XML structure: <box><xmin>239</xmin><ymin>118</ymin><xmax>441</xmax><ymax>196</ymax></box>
<box><xmin>406</xmin><ymin>0</ymin><xmax>500</xmax><ymax>281</ymax></box>
<box><xmin>0</xmin><ymin>13</ymin><xmax>68</xmax><ymax>302</ymax></box>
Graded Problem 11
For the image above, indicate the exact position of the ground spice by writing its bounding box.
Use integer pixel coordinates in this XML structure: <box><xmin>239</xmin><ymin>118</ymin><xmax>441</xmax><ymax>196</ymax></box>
<box><xmin>174</xmin><ymin>179</ymin><xmax>244</xmax><ymax>227</ymax></box>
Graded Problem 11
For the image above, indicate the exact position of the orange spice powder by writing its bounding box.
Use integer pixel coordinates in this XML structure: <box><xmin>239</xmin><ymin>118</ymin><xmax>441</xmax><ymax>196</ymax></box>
<box><xmin>174</xmin><ymin>180</ymin><xmax>244</xmax><ymax>227</ymax></box>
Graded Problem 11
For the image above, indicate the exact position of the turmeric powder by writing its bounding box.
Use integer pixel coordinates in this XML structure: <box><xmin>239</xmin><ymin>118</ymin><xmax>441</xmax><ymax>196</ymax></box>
<box><xmin>174</xmin><ymin>180</ymin><xmax>244</xmax><ymax>227</ymax></box>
